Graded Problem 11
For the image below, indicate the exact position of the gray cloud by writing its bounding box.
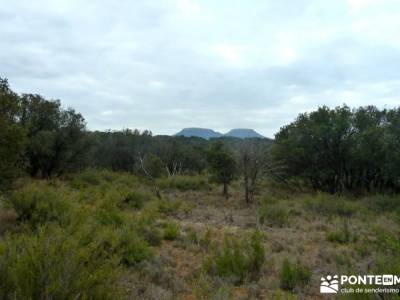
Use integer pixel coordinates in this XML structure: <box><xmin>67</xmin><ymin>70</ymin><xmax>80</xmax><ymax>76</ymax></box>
<box><xmin>1</xmin><ymin>0</ymin><xmax>400</xmax><ymax>138</ymax></box>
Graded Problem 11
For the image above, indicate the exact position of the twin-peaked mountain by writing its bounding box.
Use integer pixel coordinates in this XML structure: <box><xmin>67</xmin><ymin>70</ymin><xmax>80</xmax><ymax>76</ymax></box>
<box><xmin>174</xmin><ymin>128</ymin><xmax>265</xmax><ymax>139</ymax></box>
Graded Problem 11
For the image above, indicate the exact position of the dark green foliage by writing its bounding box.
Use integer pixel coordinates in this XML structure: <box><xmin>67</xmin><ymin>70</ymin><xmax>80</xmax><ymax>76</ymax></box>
<box><xmin>123</xmin><ymin>191</ymin><xmax>153</xmax><ymax>209</ymax></box>
<box><xmin>207</xmin><ymin>141</ymin><xmax>236</xmax><ymax>198</ymax></box>
<box><xmin>0</xmin><ymin>78</ymin><xmax>26</xmax><ymax>190</ymax></box>
<box><xmin>279</xmin><ymin>259</ymin><xmax>311</xmax><ymax>292</ymax></box>
<box><xmin>141</xmin><ymin>153</ymin><xmax>165</xmax><ymax>178</ymax></box>
<box><xmin>20</xmin><ymin>94</ymin><xmax>89</xmax><ymax>178</ymax></box>
<box><xmin>204</xmin><ymin>231</ymin><xmax>265</xmax><ymax>284</ymax></box>
<box><xmin>273</xmin><ymin>105</ymin><xmax>400</xmax><ymax>194</ymax></box>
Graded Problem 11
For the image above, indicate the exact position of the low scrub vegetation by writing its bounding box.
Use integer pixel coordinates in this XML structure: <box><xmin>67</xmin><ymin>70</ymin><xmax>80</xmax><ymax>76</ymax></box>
<box><xmin>6</xmin><ymin>183</ymin><xmax>72</xmax><ymax>229</ymax></box>
<box><xmin>0</xmin><ymin>225</ymin><xmax>119</xmax><ymax>299</ymax></box>
<box><xmin>326</xmin><ymin>219</ymin><xmax>355</xmax><ymax>244</ymax></box>
<box><xmin>163</xmin><ymin>221</ymin><xmax>180</xmax><ymax>240</ymax></box>
<box><xmin>258</xmin><ymin>196</ymin><xmax>290</xmax><ymax>227</ymax></box>
<box><xmin>279</xmin><ymin>259</ymin><xmax>311</xmax><ymax>292</ymax></box>
<box><xmin>303</xmin><ymin>193</ymin><xmax>359</xmax><ymax>217</ymax></box>
<box><xmin>157</xmin><ymin>175</ymin><xmax>210</xmax><ymax>191</ymax></box>
<box><xmin>203</xmin><ymin>231</ymin><xmax>265</xmax><ymax>284</ymax></box>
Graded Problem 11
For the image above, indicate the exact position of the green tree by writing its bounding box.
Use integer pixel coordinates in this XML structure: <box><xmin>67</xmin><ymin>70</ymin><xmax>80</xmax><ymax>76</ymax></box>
<box><xmin>207</xmin><ymin>141</ymin><xmax>236</xmax><ymax>198</ymax></box>
<box><xmin>0</xmin><ymin>78</ymin><xmax>26</xmax><ymax>189</ymax></box>
<box><xmin>20</xmin><ymin>94</ymin><xmax>88</xmax><ymax>178</ymax></box>
<box><xmin>273</xmin><ymin>105</ymin><xmax>400</xmax><ymax>193</ymax></box>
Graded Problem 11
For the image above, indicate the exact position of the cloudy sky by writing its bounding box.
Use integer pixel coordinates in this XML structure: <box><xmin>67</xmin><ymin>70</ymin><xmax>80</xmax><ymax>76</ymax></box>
<box><xmin>1</xmin><ymin>0</ymin><xmax>400</xmax><ymax>138</ymax></box>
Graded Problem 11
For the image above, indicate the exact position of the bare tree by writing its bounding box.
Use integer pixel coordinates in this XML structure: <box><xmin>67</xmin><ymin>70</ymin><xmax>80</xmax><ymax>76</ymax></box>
<box><xmin>240</xmin><ymin>140</ymin><xmax>284</xmax><ymax>204</ymax></box>
<box><xmin>138</xmin><ymin>154</ymin><xmax>161</xmax><ymax>199</ymax></box>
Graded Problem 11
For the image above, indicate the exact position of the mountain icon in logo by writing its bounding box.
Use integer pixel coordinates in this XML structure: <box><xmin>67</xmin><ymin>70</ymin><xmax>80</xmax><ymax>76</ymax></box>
<box><xmin>320</xmin><ymin>275</ymin><xmax>339</xmax><ymax>293</ymax></box>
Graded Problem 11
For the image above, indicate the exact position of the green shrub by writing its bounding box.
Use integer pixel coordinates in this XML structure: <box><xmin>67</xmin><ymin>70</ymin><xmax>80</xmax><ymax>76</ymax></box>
<box><xmin>326</xmin><ymin>220</ymin><xmax>354</xmax><ymax>244</ymax></box>
<box><xmin>95</xmin><ymin>207</ymin><xmax>124</xmax><ymax>227</ymax></box>
<box><xmin>373</xmin><ymin>231</ymin><xmax>400</xmax><ymax>275</ymax></box>
<box><xmin>158</xmin><ymin>198</ymin><xmax>183</xmax><ymax>216</ymax></box>
<box><xmin>7</xmin><ymin>184</ymin><xmax>71</xmax><ymax>229</ymax></box>
<box><xmin>259</xmin><ymin>198</ymin><xmax>289</xmax><ymax>227</ymax></box>
<box><xmin>123</xmin><ymin>191</ymin><xmax>153</xmax><ymax>210</ymax></box>
<box><xmin>304</xmin><ymin>193</ymin><xmax>358</xmax><ymax>217</ymax></box>
<box><xmin>157</xmin><ymin>175</ymin><xmax>209</xmax><ymax>191</ymax></box>
<box><xmin>204</xmin><ymin>231</ymin><xmax>265</xmax><ymax>284</ymax></box>
<box><xmin>200</xmin><ymin>227</ymin><xmax>213</xmax><ymax>250</ymax></box>
<box><xmin>185</xmin><ymin>226</ymin><xmax>199</xmax><ymax>245</ymax></box>
<box><xmin>365</xmin><ymin>195</ymin><xmax>400</xmax><ymax>212</ymax></box>
<box><xmin>81</xmin><ymin>224</ymin><xmax>153</xmax><ymax>266</ymax></box>
<box><xmin>119</xmin><ymin>229</ymin><xmax>153</xmax><ymax>266</ymax></box>
<box><xmin>0</xmin><ymin>225</ymin><xmax>118</xmax><ymax>299</ymax></box>
<box><xmin>163</xmin><ymin>221</ymin><xmax>180</xmax><ymax>240</ymax></box>
<box><xmin>69</xmin><ymin>169</ymin><xmax>103</xmax><ymax>188</ymax></box>
<box><xmin>279</xmin><ymin>259</ymin><xmax>311</xmax><ymax>292</ymax></box>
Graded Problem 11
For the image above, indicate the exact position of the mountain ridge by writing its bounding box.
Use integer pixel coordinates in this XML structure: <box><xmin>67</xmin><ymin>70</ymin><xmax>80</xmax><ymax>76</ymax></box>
<box><xmin>175</xmin><ymin>127</ymin><xmax>265</xmax><ymax>139</ymax></box>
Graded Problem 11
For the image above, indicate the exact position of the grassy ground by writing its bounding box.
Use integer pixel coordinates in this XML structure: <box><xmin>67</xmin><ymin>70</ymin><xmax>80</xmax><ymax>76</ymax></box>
<box><xmin>1</xmin><ymin>170</ymin><xmax>400</xmax><ymax>299</ymax></box>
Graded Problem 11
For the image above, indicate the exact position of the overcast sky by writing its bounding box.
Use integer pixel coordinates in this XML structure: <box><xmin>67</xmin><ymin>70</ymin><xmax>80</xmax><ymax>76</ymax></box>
<box><xmin>1</xmin><ymin>0</ymin><xmax>400</xmax><ymax>138</ymax></box>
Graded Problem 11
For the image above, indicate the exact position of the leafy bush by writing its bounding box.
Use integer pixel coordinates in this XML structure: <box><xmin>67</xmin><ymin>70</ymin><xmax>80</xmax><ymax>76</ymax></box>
<box><xmin>157</xmin><ymin>175</ymin><xmax>209</xmax><ymax>191</ymax></box>
<box><xmin>279</xmin><ymin>259</ymin><xmax>311</xmax><ymax>292</ymax></box>
<box><xmin>204</xmin><ymin>231</ymin><xmax>265</xmax><ymax>284</ymax></box>
<box><xmin>373</xmin><ymin>231</ymin><xmax>400</xmax><ymax>276</ymax></box>
<box><xmin>69</xmin><ymin>169</ymin><xmax>103</xmax><ymax>188</ymax></box>
<box><xmin>163</xmin><ymin>221</ymin><xmax>180</xmax><ymax>240</ymax></box>
<box><xmin>119</xmin><ymin>229</ymin><xmax>153</xmax><ymax>266</ymax></box>
<box><xmin>82</xmin><ymin>224</ymin><xmax>153</xmax><ymax>266</ymax></box>
<box><xmin>141</xmin><ymin>226</ymin><xmax>162</xmax><ymax>246</ymax></box>
<box><xmin>158</xmin><ymin>198</ymin><xmax>183</xmax><ymax>216</ymax></box>
<box><xmin>95</xmin><ymin>207</ymin><xmax>124</xmax><ymax>227</ymax></box>
<box><xmin>0</xmin><ymin>225</ymin><xmax>118</xmax><ymax>299</ymax></box>
<box><xmin>326</xmin><ymin>220</ymin><xmax>354</xmax><ymax>244</ymax></box>
<box><xmin>7</xmin><ymin>184</ymin><xmax>71</xmax><ymax>229</ymax></box>
<box><xmin>123</xmin><ymin>191</ymin><xmax>153</xmax><ymax>210</ymax></box>
<box><xmin>365</xmin><ymin>195</ymin><xmax>400</xmax><ymax>212</ymax></box>
<box><xmin>259</xmin><ymin>197</ymin><xmax>289</xmax><ymax>227</ymax></box>
<box><xmin>304</xmin><ymin>193</ymin><xmax>358</xmax><ymax>217</ymax></box>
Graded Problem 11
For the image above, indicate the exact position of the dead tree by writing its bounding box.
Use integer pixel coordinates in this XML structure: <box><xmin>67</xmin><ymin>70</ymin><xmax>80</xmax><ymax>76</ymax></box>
<box><xmin>240</xmin><ymin>140</ymin><xmax>286</xmax><ymax>204</ymax></box>
<box><xmin>138</xmin><ymin>155</ymin><xmax>161</xmax><ymax>199</ymax></box>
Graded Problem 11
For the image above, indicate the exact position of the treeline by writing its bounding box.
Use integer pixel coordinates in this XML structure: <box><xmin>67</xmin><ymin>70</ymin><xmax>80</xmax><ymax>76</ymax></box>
<box><xmin>1</xmin><ymin>77</ymin><xmax>400</xmax><ymax>195</ymax></box>
<box><xmin>0</xmin><ymin>78</ymin><xmax>272</xmax><ymax>201</ymax></box>
<box><xmin>273</xmin><ymin>105</ymin><xmax>400</xmax><ymax>193</ymax></box>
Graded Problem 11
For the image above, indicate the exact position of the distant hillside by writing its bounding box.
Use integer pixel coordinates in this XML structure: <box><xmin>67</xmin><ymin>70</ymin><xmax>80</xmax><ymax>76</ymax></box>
<box><xmin>224</xmin><ymin>128</ymin><xmax>265</xmax><ymax>139</ymax></box>
<box><xmin>175</xmin><ymin>128</ymin><xmax>223</xmax><ymax>139</ymax></box>
<box><xmin>175</xmin><ymin>128</ymin><xmax>265</xmax><ymax>139</ymax></box>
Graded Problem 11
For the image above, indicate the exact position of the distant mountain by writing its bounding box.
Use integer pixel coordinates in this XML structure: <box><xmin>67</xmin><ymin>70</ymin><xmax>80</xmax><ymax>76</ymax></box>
<box><xmin>175</xmin><ymin>128</ymin><xmax>223</xmax><ymax>139</ymax></box>
<box><xmin>224</xmin><ymin>128</ymin><xmax>265</xmax><ymax>139</ymax></box>
<box><xmin>175</xmin><ymin>128</ymin><xmax>265</xmax><ymax>139</ymax></box>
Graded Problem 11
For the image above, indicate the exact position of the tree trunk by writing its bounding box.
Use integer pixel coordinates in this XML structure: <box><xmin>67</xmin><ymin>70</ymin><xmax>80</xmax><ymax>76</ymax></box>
<box><xmin>244</xmin><ymin>176</ymin><xmax>250</xmax><ymax>204</ymax></box>
<box><xmin>223</xmin><ymin>182</ymin><xmax>228</xmax><ymax>199</ymax></box>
